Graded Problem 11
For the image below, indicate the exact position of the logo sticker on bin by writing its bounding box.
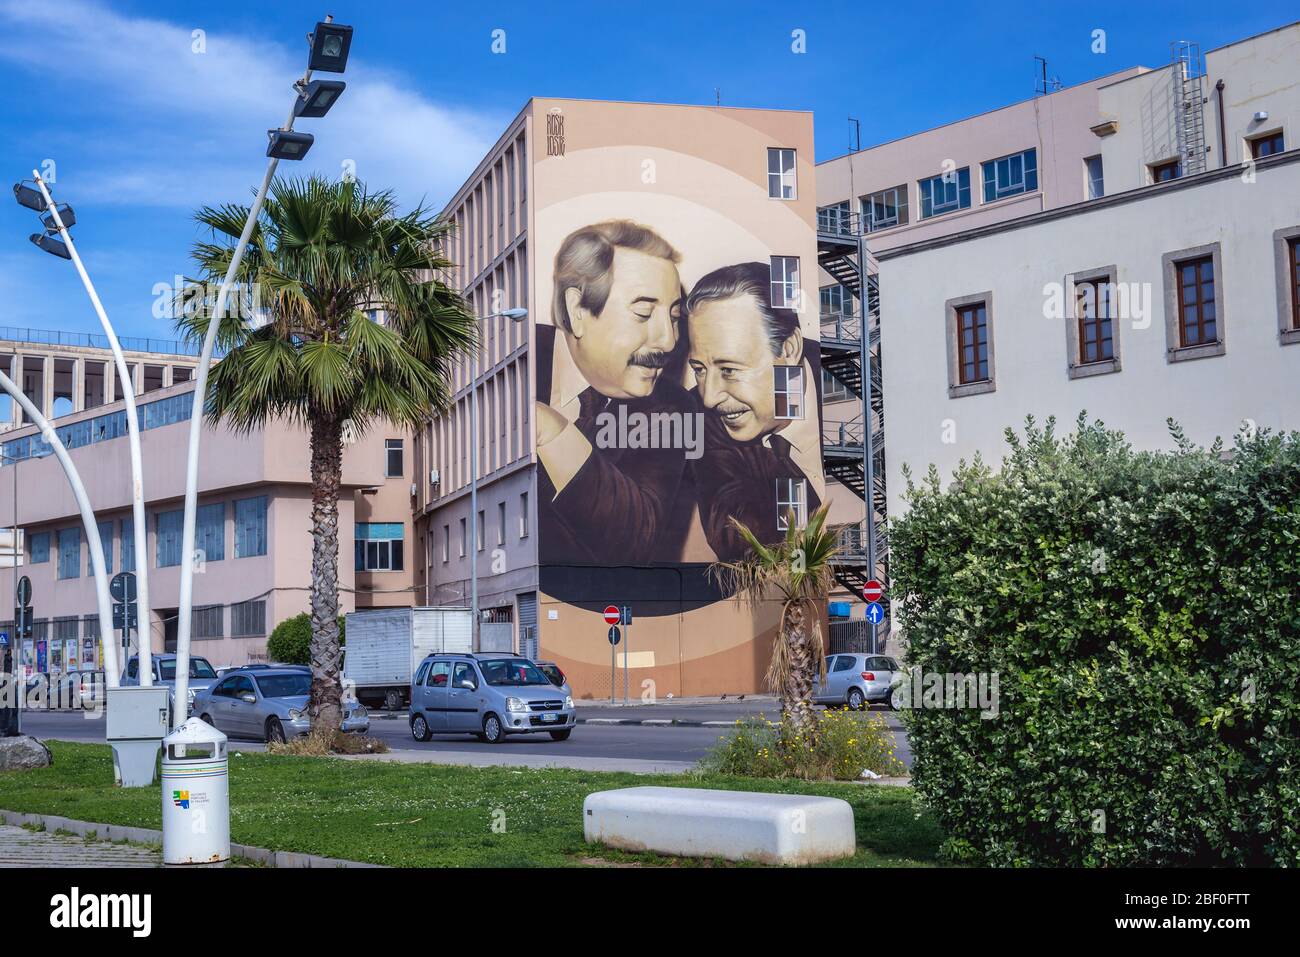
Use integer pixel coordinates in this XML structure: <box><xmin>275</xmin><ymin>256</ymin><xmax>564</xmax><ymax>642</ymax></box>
<box><xmin>172</xmin><ymin>790</ymin><xmax>190</xmax><ymax>810</ymax></box>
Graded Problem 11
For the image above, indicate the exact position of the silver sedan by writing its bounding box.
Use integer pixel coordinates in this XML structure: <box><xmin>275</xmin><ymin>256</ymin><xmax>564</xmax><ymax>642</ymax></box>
<box><xmin>193</xmin><ymin>666</ymin><xmax>369</xmax><ymax>743</ymax></box>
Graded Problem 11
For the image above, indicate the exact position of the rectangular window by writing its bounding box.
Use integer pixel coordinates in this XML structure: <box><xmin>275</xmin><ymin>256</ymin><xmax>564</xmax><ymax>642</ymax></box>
<box><xmin>817</xmin><ymin>200</ymin><xmax>850</xmax><ymax>235</ymax></box>
<box><xmin>234</xmin><ymin>496</ymin><xmax>268</xmax><ymax>558</ymax></box>
<box><xmin>773</xmin><ymin>366</ymin><xmax>804</xmax><ymax>420</ymax></box>
<box><xmin>1151</xmin><ymin>159</ymin><xmax>1181</xmax><ymax>183</ymax></box>
<box><xmin>29</xmin><ymin>531</ymin><xmax>49</xmax><ymax>564</ymax></box>
<box><xmin>1250</xmin><ymin>131</ymin><xmax>1285</xmax><ymax>158</ymax></box>
<box><xmin>520</xmin><ymin>491</ymin><xmax>529</xmax><ymax>538</ymax></box>
<box><xmin>769</xmin><ymin>256</ymin><xmax>800</xmax><ymax>309</ymax></box>
<box><xmin>1290</xmin><ymin>237</ymin><xmax>1300</xmax><ymax>331</ymax></box>
<box><xmin>90</xmin><ymin>519</ymin><xmax>113</xmax><ymax>576</ymax></box>
<box><xmin>775</xmin><ymin>478</ymin><xmax>807</xmax><ymax>531</ymax></box>
<box><xmin>355</xmin><ymin>522</ymin><xmax>405</xmax><ymax>572</ymax></box>
<box><xmin>385</xmin><ymin>439</ymin><xmax>404</xmax><ymax>478</ymax></box>
<box><xmin>119</xmin><ymin>520</ymin><xmax>134</xmax><ymax>572</ymax></box>
<box><xmin>156</xmin><ymin>510</ymin><xmax>183</xmax><ymax>567</ymax></box>
<box><xmin>861</xmin><ymin>184</ymin><xmax>909</xmax><ymax>232</ymax></box>
<box><xmin>230</xmin><ymin>599</ymin><xmax>266</xmax><ymax>638</ymax></box>
<box><xmin>1176</xmin><ymin>255</ymin><xmax>1217</xmax><ymax>347</ymax></box>
<box><xmin>956</xmin><ymin>302</ymin><xmax>990</xmax><ymax>383</ymax></box>
<box><xmin>442</xmin><ymin>524</ymin><xmax>450</xmax><ymax>562</ymax></box>
<box><xmin>191</xmin><ymin>604</ymin><xmax>223</xmax><ymax>640</ymax></box>
<box><xmin>476</xmin><ymin>510</ymin><xmax>485</xmax><ymax>551</ymax></box>
<box><xmin>1085</xmin><ymin>155</ymin><xmax>1105</xmax><ymax>199</ymax></box>
<box><xmin>821</xmin><ymin>368</ymin><xmax>849</xmax><ymax>401</ymax></box>
<box><xmin>982</xmin><ymin>148</ymin><xmax>1038</xmax><ymax>202</ymax></box>
<box><xmin>767</xmin><ymin>147</ymin><xmax>796</xmax><ymax>199</ymax></box>
<box><xmin>57</xmin><ymin>528</ymin><xmax>80</xmax><ymax>580</ymax></box>
<box><xmin>919</xmin><ymin>168</ymin><xmax>971</xmax><ymax>218</ymax></box>
<box><xmin>1075</xmin><ymin>279</ymin><xmax>1115</xmax><ymax>364</ymax></box>
<box><xmin>459</xmin><ymin>517</ymin><xmax>466</xmax><ymax>557</ymax></box>
<box><xmin>196</xmin><ymin>502</ymin><xmax>225</xmax><ymax>563</ymax></box>
<box><xmin>497</xmin><ymin>502</ymin><xmax>506</xmax><ymax>546</ymax></box>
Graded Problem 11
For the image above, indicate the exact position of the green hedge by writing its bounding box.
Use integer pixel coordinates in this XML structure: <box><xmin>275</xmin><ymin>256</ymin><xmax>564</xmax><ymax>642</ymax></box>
<box><xmin>890</xmin><ymin>416</ymin><xmax>1300</xmax><ymax>866</ymax></box>
<box><xmin>266</xmin><ymin>613</ymin><xmax>346</xmax><ymax>666</ymax></box>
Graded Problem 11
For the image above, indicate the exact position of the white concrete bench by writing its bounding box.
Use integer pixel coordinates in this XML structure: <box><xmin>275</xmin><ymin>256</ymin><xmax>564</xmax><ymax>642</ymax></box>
<box><xmin>583</xmin><ymin>786</ymin><xmax>855</xmax><ymax>865</ymax></box>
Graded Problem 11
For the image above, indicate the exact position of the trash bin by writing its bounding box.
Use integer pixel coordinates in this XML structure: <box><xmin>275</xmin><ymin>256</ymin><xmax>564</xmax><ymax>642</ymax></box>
<box><xmin>161</xmin><ymin>717</ymin><xmax>229</xmax><ymax>865</ymax></box>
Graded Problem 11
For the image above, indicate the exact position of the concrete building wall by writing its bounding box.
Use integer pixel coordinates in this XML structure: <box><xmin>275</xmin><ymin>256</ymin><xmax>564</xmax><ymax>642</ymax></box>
<box><xmin>876</xmin><ymin>153</ymin><xmax>1300</xmax><ymax>525</ymax></box>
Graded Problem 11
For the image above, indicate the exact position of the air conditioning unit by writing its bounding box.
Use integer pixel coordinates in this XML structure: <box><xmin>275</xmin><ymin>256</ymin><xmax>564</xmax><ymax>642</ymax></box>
<box><xmin>429</xmin><ymin>468</ymin><xmax>440</xmax><ymax>486</ymax></box>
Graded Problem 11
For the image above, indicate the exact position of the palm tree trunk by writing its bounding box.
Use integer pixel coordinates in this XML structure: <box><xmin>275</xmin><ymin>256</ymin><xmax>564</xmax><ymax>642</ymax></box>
<box><xmin>307</xmin><ymin>410</ymin><xmax>344</xmax><ymax>734</ymax></box>
<box><xmin>782</xmin><ymin>600</ymin><xmax>816</xmax><ymax>732</ymax></box>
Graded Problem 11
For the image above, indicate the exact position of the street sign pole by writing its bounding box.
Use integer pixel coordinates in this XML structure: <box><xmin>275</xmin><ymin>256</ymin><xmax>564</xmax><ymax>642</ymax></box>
<box><xmin>622</xmin><ymin>606</ymin><xmax>630</xmax><ymax>706</ymax></box>
<box><xmin>609</xmin><ymin>627</ymin><xmax>616</xmax><ymax>706</ymax></box>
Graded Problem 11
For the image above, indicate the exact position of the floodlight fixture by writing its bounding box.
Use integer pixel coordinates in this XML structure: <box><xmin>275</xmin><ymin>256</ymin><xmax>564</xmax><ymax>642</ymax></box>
<box><xmin>30</xmin><ymin>232</ymin><xmax>71</xmax><ymax>259</ymax></box>
<box><xmin>293</xmin><ymin>79</ymin><xmax>346</xmax><ymax>118</ymax></box>
<box><xmin>13</xmin><ymin>182</ymin><xmax>45</xmax><ymax>211</ymax></box>
<box><xmin>267</xmin><ymin>129</ymin><xmax>315</xmax><ymax>159</ymax></box>
<box><xmin>307</xmin><ymin>21</ymin><xmax>353</xmax><ymax>73</ymax></box>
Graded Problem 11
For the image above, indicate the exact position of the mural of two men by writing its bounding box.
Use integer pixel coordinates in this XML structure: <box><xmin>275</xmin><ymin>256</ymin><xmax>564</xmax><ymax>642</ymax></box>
<box><xmin>535</xmin><ymin>219</ymin><xmax>825</xmax><ymax>568</ymax></box>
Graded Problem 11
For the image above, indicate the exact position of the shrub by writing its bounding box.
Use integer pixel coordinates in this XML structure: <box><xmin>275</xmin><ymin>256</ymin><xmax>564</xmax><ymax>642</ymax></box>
<box><xmin>267</xmin><ymin>728</ymin><xmax>388</xmax><ymax>756</ymax></box>
<box><xmin>891</xmin><ymin>415</ymin><xmax>1300</xmax><ymax>866</ymax></box>
<box><xmin>266</xmin><ymin>613</ymin><xmax>346</xmax><ymax>665</ymax></box>
<box><xmin>701</xmin><ymin>708</ymin><xmax>907</xmax><ymax>780</ymax></box>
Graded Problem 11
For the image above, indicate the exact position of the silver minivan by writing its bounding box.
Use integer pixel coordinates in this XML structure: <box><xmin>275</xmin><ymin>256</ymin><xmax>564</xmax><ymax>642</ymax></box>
<box><xmin>813</xmin><ymin>653</ymin><xmax>901</xmax><ymax>710</ymax></box>
<box><xmin>408</xmin><ymin>654</ymin><xmax>575</xmax><ymax>744</ymax></box>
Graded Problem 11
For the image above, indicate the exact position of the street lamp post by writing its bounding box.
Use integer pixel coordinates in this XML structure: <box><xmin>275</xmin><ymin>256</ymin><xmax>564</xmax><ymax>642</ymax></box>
<box><xmin>0</xmin><ymin>449</ymin><xmax>19</xmax><ymax>738</ymax></box>
<box><xmin>171</xmin><ymin>17</ymin><xmax>350</xmax><ymax>726</ymax></box>
<box><xmin>469</xmin><ymin>309</ymin><xmax>528</xmax><ymax>649</ymax></box>
<box><xmin>21</xmin><ymin>174</ymin><xmax>155</xmax><ymax>689</ymax></box>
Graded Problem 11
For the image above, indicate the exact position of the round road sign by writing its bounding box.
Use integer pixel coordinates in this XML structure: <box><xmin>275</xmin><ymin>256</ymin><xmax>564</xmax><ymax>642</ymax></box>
<box><xmin>603</xmin><ymin>605</ymin><xmax>621</xmax><ymax>626</ymax></box>
<box><xmin>608</xmin><ymin>626</ymin><xmax>622</xmax><ymax>646</ymax></box>
<box><xmin>862</xmin><ymin>579</ymin><xmax>883</xmax><ymax>602</ymax></box>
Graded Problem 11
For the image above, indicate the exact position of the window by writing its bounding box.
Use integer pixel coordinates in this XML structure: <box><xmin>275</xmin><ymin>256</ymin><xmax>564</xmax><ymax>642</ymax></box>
<box><xmin>453</xmin><ymin>662</ymin><xmax>478</xmax><ymax>690</ymax></box>
<box><xmin>156</xmin><ymin>510</ymin><xmax>183</xmax><ymax>567</ymax></box>
<box><xmin>981</xmin><ymin>148</ymin><xmax>1038</xmax><ymax>202</ymax></box>
<box><xmin>29</xmin><ymin>531</ymin><xmax>49</xmax><ymax>564</ymax></box>
<box><xmin>459</xmin><ymin>517</ymin><xmax>466</xmax><ymax>557</ymax></box>
<box><xmin>385</xmin><ymin>439</ymin><xmax>404</xmax><ymax>478</ymax></box>
<box><xmin>1075</xmin><ymin>279</ymin><xmax>1115</xmax><ymax>364</ymax></box>
<box><xmin>1162</xmin><ymin>243</ymin><xmax>1225</xmax><ymax>362</ymax></box>
<box><xmin>821</xmin><ymin>368</ymin><xmax>849</xmax><ymax>402</ymax></box>
<box><xmin>820</xmin><ymin>284</ymin><xmax>853</xmax><ymax>321</ymax></box>
<box><xmin>1151</xmin><ymin>159</ymin><xmax>1181</xmax><ymax>183</ymax></box>
<box><xmin>497</xmin><ymin>502</ymin><xmax>506</xmax><ymax>546</ymax></box>
<box><xmin>919</xmin><ymin>167</ymin><xmax>971</xmax><ymax>218</ymax></box>
<box><xmin>120</xmin><ymin>519</ymin><xmax>134</xmax><ymax>572</ymax></box>
<box><xmin>773</xmin><ymin>366</ymin><xmax>804</xmax><ymax>420</ymax></box>
<box><xmin>355</xmin><ymin>522</ymin><xmax>404</xmax><ymax>572</ymax></box>
<box><xmin>1250</xmin><ymin>131</ymin><xmax>1285</xmax><ymax>158</ymax></box>
<box><xmin>57</xmin><ymin>528</ymin><xmax>80</xmax><ymax>580</ymax></box>
<box><xmin>191</xmin><ymin>604</ymin><xmax>223</xmax><ymax>640</ymax></box>
<box><xmin>1085</xmin><ymin>155</ymin><xmax>1105</xmax><ymax>199</ymax></box>
<box><xmin>91</xmin><ymin>520</ymin><xmax>113</xmax><ymax>576</ymax></box>
<box><xmin>945</xmin><ymin>292</ymin><xmax>996</xmax><ymax>398</ymax></box>
<box><xmin>519</xmin><ymin>492</ymin><xmax>529</xmax><ymax>538</ymax></box>
<box><xmin>769</xmin><ymin>256</ymin><xmax>800</xmax><ymax>309</ymax></box>
<box><xmin>767</xmin><ymin>148</ymin><xmax>796</xmax><ymax>199</ymax></box>
<box><xmin>817</xmin><ymin>201</ymin><xmax>851</xmax><ymax>235</ymax></box>
<box><xmin>442</xmin><ymin>524</ymin><xmax>450</xmax><ymax>562</ymax></box>
<box><xmin>776</xmin><ymin>478</ymin><xmax>807</xmax><ymax>531</ymax></box>
<box><xmin>230</xmin><ymin>599</ymin><xmax>266</xmax><ymax>638</ymax></box>
<box><xmin>1292</xmin><ymin>238</ymin><xmax>1300</xmax><ymax>329</ymax></box>
<box><xmin>476</xmin><ymin>510</ymin><xmax>485</xmax><ymax>551</ymax></box>
<box><xmin>861</xmin><ymin>184</ymin><xmax>908</xmax><ymax>232</ymax></box>
<box><xmin>172</xmin><ymin>367</ymin><xmax>192</xmax><ymax>384</ymax></box>
<box><xmin>956</xmin><ymin>303</ymin><xmax>990</xmax><ymax>383</ymax></box>
<box><xmin>426</xmin><ymin>661</ymin><xmax>450</xmax><ymax>687</ymax></box>
<box><xmin>1175</xmin><ymin>256</ymin><xmax>1217</xmax><ymax>347</ymax></box>
<box><xmin>234</xmin><ymin>496</ymin><xmax>267</xmax><ymax>558</ymax></box>
<box><xmin>196</xmin><ymin>502</ymin><xmax>225</xmax><ymax>563</ymax></box>
<box><xmin>1282</xmin><ymin>232</ymin><xmax>1300</xmax><ymax>340</ymax></box>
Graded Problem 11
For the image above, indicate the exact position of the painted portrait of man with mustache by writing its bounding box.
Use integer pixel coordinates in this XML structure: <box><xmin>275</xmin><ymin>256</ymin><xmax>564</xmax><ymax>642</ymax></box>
<box><xmin>534</xmin><ymin>220</ymin><xmax>694</xmax><ymax>565</ymax></box>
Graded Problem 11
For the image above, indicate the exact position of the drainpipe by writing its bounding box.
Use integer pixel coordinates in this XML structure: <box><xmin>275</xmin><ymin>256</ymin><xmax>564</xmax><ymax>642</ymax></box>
<box><xmin>1215</xmin><ymin>80</ymin><xmax>1228</xmax><ymax>168</ymax></box>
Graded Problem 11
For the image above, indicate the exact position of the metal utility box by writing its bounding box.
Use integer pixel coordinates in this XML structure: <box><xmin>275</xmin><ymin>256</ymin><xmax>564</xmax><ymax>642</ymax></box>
<box><xmin>105</xmin><ymin>684</ymin><xmax>170</xmax><ymax>788</ymax></box>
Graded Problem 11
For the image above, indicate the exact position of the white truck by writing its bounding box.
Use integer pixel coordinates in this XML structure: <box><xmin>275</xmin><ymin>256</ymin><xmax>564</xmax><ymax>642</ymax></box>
<box><xmin>344</xmin><ymin>607</ymin><xmax>473</xmax><ymax>711</ymax></box>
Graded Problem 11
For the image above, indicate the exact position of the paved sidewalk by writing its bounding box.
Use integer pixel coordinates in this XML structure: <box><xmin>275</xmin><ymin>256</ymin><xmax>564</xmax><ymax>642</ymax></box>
<box><xmin>0</xmin><ymin>823</ymin><xmax>159</xmax><ymax>867</ymax></box>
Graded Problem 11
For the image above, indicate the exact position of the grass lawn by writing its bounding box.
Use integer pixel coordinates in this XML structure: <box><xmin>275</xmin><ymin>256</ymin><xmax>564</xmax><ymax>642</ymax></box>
<box><xmin>0</xmin><ymin>741</ymin><xmax>944</xmax><ymax>867</ymax></box>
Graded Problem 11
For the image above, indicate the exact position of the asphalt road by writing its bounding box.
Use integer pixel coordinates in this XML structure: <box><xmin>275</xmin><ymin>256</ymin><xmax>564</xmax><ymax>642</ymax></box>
<box><xmin>15</xmin><ymin>702</ymin><xmax>911</xmax><ymax>772</ymax></box>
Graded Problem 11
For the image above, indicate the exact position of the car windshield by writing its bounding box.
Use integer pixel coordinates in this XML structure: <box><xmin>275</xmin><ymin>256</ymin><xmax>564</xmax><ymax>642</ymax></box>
<box><xmin>255</xmin><ymin>673</ymin><xmax>311</xmax><ymax>698</ymax></box>
<box><xmin>159</xmin><ymin>658</ymin><xmax>217</xmax><ymax>680</ymax></box>
<box><xmin>479</xmin><ymin>659</ymin><xmax>550</xmax><ymax>687</ymax></box>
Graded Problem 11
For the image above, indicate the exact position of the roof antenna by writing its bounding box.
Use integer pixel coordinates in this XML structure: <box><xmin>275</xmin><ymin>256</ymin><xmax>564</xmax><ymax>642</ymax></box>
<box><xmin>848</xmin><ymin>116</ymin><xmax>861</xmax><ymax>153</ymax></box>
<box><xmin>1034</xmin><ymin>56</ymin><xmax>1061</xmax><ymax>95</ymax></box>
<box><xmin>714</xmin><ymin>87</ymin><xmax>720</xmax><ymax>107</ymax></box>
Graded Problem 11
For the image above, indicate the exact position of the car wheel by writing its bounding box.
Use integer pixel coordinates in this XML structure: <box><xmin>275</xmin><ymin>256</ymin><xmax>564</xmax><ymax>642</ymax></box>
<box><xmin>265</xmin><ymin>717</ymin><xmax>286</xmax><ymax>744</ymax></box>
<box><xmin>410</xmin><ymin>713</ymin><xmax>431</xmax><ymax>742</ymax></box>
<box><xmin>548</xmin><ymin>729</ymin><xmax>572</xmax><ymax>741</ymax></box>
<box><xmin>384</xmin><ymin>689</ymin><xmax>403</xmax><ymax>712</ymax></box>
<box><xmin>890</xmin><ymin>687</ymin><xmax>904</xmax><ymax>711</ymax></box>
<box><xmin>847</xmin><ymin>688</ymin><xmax>866</xmax><ymax>711</ymax></box>
<box><xmin>481</xmin><ymin>713</ymin><xmax>504</xmax><ymax>744</ymax></box>
<box><xmin>200</xmin><ymin>713</ymin><xmax>214</xmax><ymax>726</ymax></box>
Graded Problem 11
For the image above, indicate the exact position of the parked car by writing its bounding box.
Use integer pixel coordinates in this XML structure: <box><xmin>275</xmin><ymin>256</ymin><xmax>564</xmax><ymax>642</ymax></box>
<box><xmin>534</xmin><ymin>660</ymin><xmax>572</xmax><ymax>697</ymax></box>
<box><xmin>408</xmin><ymin>653</ymin><xmax>575</xmax><ymax>744</ymax></box>
<box><xmin>193</xmin><ymin>666</ymin><xmax>369</xmax><ymax>743</ymax></box>
<box><xmin>813</xmin><ymin>654</ymin><xmax>902</xmax><ymax>711</ymax></box>
<box><xmin>121</xmin><ymin>653</ymin><xmax>219</xmax><ymax>712</ymax></box>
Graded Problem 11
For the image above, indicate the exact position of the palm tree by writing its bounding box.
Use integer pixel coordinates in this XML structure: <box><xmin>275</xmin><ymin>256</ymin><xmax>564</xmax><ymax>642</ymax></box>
<box><xmin>176</xmin><ymin>175</ymin><xmax>476</xmax><ymax>734</ymax></box>
<box><xmin>710</xmin><ymin>503</ymin><xmax>840</xmax><ymax>731</ymax></box>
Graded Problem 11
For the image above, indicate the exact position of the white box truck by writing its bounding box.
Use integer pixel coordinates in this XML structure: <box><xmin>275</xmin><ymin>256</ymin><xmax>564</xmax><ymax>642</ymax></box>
<box><xmin>344</xmin><ymin>607</ymin><xmax>473</xmax><ymax>711</ymax></box>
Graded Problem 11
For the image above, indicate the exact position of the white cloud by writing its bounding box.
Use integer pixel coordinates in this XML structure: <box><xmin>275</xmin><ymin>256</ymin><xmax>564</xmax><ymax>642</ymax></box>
<box><xmin>0</xmin><ymin>0</ymin><xmax>505</xmax><ymax>211</ymax></box>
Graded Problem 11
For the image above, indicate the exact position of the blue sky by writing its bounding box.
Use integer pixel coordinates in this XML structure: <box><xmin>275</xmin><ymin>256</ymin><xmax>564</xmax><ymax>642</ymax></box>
<box><xmin>1</xmin><ymin>0</ymin><xmax>1295</xmax><ymax>341</ymax></box>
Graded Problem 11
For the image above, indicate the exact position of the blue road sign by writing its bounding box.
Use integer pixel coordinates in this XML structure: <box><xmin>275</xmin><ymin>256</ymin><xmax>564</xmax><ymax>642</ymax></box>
<box><xmin>622</xmin><ymin>606</ymin><xmax>632</xmax><ymax>626</ymax></box>
<box><xmin>608</xmin><ymin>626</ymin><xmax>622</xmax><ymax>646</ymax></box>
<box><xmin>865</xmin><ymin>602</ymin><xmax>885</xmax><ymax>625</ymax></box>
<box><xmin>0</xmin><ymin>632</ymin><xmax>8</xmax><ymax>647</ymax></box>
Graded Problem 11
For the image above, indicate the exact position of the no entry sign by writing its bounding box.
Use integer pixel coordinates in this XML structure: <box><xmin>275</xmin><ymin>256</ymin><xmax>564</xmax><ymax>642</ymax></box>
<box><xmin>862</xmin><ymin>579</ymin><xmax>883</xmax><ymax>603</ymax></box>
<box><xmin>603</xmin><ymin>605</ymin><xmax>621</xmax><ymax>626</ymax></box>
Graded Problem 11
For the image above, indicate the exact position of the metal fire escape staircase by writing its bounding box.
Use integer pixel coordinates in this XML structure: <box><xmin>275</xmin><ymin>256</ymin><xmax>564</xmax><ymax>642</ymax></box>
<box><xmin>1172</xmin><ymin>41</ymin><xmax>1208</xmax><ymax>176</ymax></box>
<box><xmin>816</xmin><ymin>207</ymin><xmax>887</xmax><ymax>610</ymax></box>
